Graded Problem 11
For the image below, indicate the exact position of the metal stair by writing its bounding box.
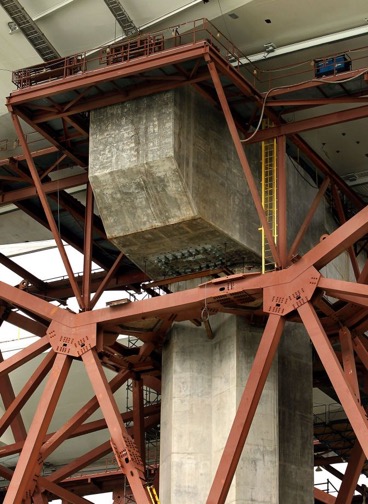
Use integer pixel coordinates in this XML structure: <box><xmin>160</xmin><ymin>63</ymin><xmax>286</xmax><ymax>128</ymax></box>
<box><xmin>103</xmin><ymin>0</ymin><xmax>138</xmax><ymax>37</ymax></box>
<box><xmin>0</xmin><ymin>0</ymin><xmax>60</xmax><ymax>61</ymax></box>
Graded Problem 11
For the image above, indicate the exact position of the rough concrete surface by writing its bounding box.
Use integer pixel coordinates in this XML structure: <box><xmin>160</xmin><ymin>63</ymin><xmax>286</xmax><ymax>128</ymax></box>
<box><xmin>89</xmin><ymin>87</ymin><xmax>261</xmax><ymax>278</ymax></box>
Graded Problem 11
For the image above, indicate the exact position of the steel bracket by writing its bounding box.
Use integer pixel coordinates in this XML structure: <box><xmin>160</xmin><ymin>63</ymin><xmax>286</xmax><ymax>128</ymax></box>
<box><xmin>47</xmin><ymin>320</ymin><xmax>96</xmax><ymax>357</ymax></box>
<box><xmin>263</xmin><ymin>266</ymin><xmax>320</xmax><ymax>315</ymax></box>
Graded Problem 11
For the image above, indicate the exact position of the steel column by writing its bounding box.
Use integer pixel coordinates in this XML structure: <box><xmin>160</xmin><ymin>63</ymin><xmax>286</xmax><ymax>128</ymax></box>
<box><xmin>4</xmin><ymin>353</ymin><xmax>72</xmax><ymax>504</ymax></box>
<box><xmin>298</xmin><ymin>302</ymin><xmax>368</xmax><ymax>458</ymax></box>
<box><xmin>205</xmin><ymin>57</ymin><xmax>280</xmax><ymax>267</ymax></box>
<box><xmin>11</xmin><ymin>113</ymin><xmax>85</xmax><ymax>309</ymax></box>
<box><xmin>335</xmin><ymin>440</ymin><xmax>366</xmax><ymax>504</ymax></box>
<box><xmin>82</xmin><ymin>182</ymin><xmax>94</xmax><ymax>311</ymax></box>
<box><xmin>0</xmin><ymin>351</ymin><xmax>26</xmax><ymax>442</ymax></box>
<box><xmin>0</xmin><ymin>350</ymin><xmax>55</xmax><ymax>437</ymax></box>
<box><xmin>81</xmin><ymin>348</ymin><xmax>151</xmax><ymax>503</ymax></box>
<box><xmin>133</xmin><ymin>377</ymin><xmax>146</xmax><ymax>468</ymax></box>
<box><xmin>339</xmin><ymin>326</ymin><xmax>360</xmax><ymax>398</ymax></box>
<box><xmin>206</xmin><ymin>314</ymin><xmax>285</xmax><ymax>504</ymax></box>
<box><xmin>277</xmin><ymin>135</ymin><xmax>287</xmax><ymax>267</ymax></box>
<box><xmin>41</xmin><ymin>368</ymin><xmax>132</xmax><ymax>460</ymax></box>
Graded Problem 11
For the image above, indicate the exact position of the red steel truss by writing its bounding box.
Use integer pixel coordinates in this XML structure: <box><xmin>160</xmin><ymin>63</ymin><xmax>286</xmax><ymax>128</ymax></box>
<box><xmin>0</xmin><ymin>17</ymin><xmax>368</xmax><ymax>504</ymax></box>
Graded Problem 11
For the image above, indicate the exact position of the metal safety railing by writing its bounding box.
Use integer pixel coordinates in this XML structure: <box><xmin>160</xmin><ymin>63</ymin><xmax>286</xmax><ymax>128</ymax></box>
<box><xmin>314</xmin><ymin>479</ymin><xmax>339</xmax><ymax>496</ymax></box>
<box><xmin>313</xmin><ymin>402</ymin><xmax>346</xmax><ymax>425</ymax></box>
<box><xmin>11</xmin><ymin>18</ymin><xmax>258</xmax><ymax>90</ymax></box>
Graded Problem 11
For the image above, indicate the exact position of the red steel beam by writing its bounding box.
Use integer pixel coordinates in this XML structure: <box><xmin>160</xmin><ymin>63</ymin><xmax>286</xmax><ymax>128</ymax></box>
<box><xmin>133</xmin><ymin>377</ymin><xmax>146</xmax><ymax>468</ymax></box>
<box><xmin>0</xmin><ymin>351</ymin><xmax>27</xmax><ymax>443</ymax></box>
<box><xmin>335</xmin><ymin>440</ymin><xmax>366</xmax><ymax>504</ymax></box>
<box><xmin>0</xmin><ymin>280</ymin><xmax>65</xmax><ymax>322</ymax></box>
<box><xmin>0</xmin><ymin>146</ymin><xmax>59</xmax><ymax>166</ymax></box>
<box><xmin>6</xmin><ymin>310</ymin><xmax>48</xmax><ymax>337</ymax></box>
<box><xmin>318</xmin><ymin>277</ymin><xmax>368</xmax><ymax>307</ymax></box>
<box><xmin>352</xmin><ymin>333</ymin><xmax>368</xmax><ymax>370</ymax></box>
<box><xmin>49</xmin><ymin>440</ymin><xmax>111</xmax><ymax>484</ymax></box>
<box><xmin>29</xmin><ymin>69</ymin><xmax>211</xmax><ymax>125</ymax></box>
<box><xmin>339</xmin><ymin>327</ymin><xmax>360</xmax><ymax>398</ymax></box>
<box><xmin>331</xmin><ymin>184</ymin><xmax>360</xmax><ymax>280</ymax></box>
<box><xmin>247</xmin><ymin>104</ymin><xmax>368</xmax><ymax>143</ymax></box>
<box><xmin>300</xmin><ymin>205</ymin><xmax>368</xmax><ymax>270</ymax></box>
<box><xmin>206</xmin><ymin>314</ymin><xmax>285</xmax><ymax>504</ymax></box>
<box><xmin>206</xmin><ymin>57</ymin><xmax>280</xmax><ymax>267</ymax></box>
<box><xmin>81</xmin><ymin>348</ymin><xmax>152</xmax><ymax>503</ymax></box>
<box><xmin>314</xmin><ymin>487</ymin><xmax>336</xmax><ymax>503</ymax></box>
<box><xmin>0</xmin><ymin>336</ymin><xmax>50</xmax><ymax>376</ymax></box>
<box><xmin>7</xmin><ymin>43</ymin><xmax>212</xmax><ymax>106</ymax></box>
<box><xmin>0</xmin><ymin>404</ymin><xmax>160</xmax><ymax>461</ymax></box>
<box><xmin>41</xmin><ymin>368</ymin><xmax>132</xmax><ymax>460</ymax></box>
<box><xmin>277</xmin><ymin>135</ymin><xmax>288</xmax><ymax>267</ymax></box>
<box><xmin>90</xmin><ymin>251</ymin><xmax>125</xmax><ymax>309</ymax></box>
<box><xmin>82</xmin><ymin>182</ymin><xmax>94</xmax><ymax>311</ymax></box>
<box><xmin>0</xmin><ymin>350</ymin><xmax>55</xmax><ymax>437</ymax></box>
<box><xmin>0</xmin><ymin>252</ymin><xmax>48</xmax><ymax>291</ymax></box>
<box><xmin>4</xmin><ymin>353</ymin><xmax>72</xmax><ymax>504</ymax></box>
<box><xmin>38</xmin><ymin>477</ymin><xmax>93</xmax><ymax>504</ymax></box>
<box><xmin>290</xmin><ymin>135</ymin><xmax>364</xmax><ymax>211</ymax></box>
<box><xmin>298</xmin><ymin>302</ymin><xmax>368</xmax><ymax>458</ymax></box>
<box><xmin>49</xmin><ymin>412</ymin><xmax>160</xmax><ymax>484</ymax></box>
<box><xmin>287</xmin><ymin>177</ymin><xmax>330</xmax><ymax>261</ymax></box>
<box><xmin>0</xmin><ymin>173</ymin><xmax>88</xmax><ymax>205</ymax></box>
<box><xmin>40</xmin><ymin>153</ymin><xmax>67</xmax><ymax>180</ymax></box>
<box><xmin>11</xmin><ymin>114</ymin><xmax>85</xmax><ymax>310</ymax></box>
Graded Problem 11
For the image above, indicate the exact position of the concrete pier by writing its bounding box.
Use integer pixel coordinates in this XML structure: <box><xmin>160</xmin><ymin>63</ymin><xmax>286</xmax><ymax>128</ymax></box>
<box><xmin>160</xmin><ymin>316</ymin><xmax>313</xmax><ymax>504</ymax></box>
<box><xmin>88</xmin><ymin>86</ymin><xmax>326</xmax><ymax>503</ymax></box>
<box><xmin>89</xmin><ymin>87</ymin><xmax>261</xmax><ymax>279</ymax></box>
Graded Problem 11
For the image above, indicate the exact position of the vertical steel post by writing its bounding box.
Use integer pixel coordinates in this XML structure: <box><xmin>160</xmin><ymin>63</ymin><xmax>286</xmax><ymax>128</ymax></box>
<box><xmin>277</xmin><ymin>135</ymin><xmax>287</xmax><ymax>267</ymax></box>
<box><xmin>83</xmin><ymin>182</ymin><xmax>94</xmax><ymax>311</ymax></box>
<box><xmin>133</xmin><ymin>377</ymin><xmax>146</xmax><ymax>468</ymax></box>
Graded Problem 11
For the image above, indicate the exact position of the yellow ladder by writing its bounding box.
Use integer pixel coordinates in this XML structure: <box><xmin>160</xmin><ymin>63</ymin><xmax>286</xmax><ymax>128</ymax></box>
<box><xmin>147</xmin><ymin>485</ymin><xmax>161</xmax><ymax>503</ymax></box>
<box><xmin>261</xmin><ymin>119</ymin><xmax>277</xmax><ymax>273</ymax></box>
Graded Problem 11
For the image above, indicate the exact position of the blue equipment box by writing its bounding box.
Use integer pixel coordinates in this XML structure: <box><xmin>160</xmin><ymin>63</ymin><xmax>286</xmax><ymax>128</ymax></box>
<box><xmin>314</xmin><ymin>54</ymin><xmax>351</xmax><ymax>77</ymax></box>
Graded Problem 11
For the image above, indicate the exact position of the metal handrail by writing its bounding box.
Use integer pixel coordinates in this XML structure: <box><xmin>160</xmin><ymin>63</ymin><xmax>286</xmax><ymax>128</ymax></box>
<box><xmin>11</xmin><ymin>18</ymin><xmax>257</xmax><ymax>90</ymax></box>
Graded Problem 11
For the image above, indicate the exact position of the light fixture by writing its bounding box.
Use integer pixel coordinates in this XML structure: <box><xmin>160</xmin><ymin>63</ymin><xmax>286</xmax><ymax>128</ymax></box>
<box><xmin>264</xmin><ymin>42</ymin><xmax>276</xmax><ymax>54</ymax></box>
<box><xmin>315</xmin><ymin>465</ymin><xmax>323</xmax><ymax>472</ymax></box>
<box><xmin>8</xmin><ymin>21</ymin><xmax>18</xmax><ymax>34</ymax></box>
<box><xmin>240</xmin><ymin>23</ymin><xmax>368</xmax><ymax>64</ymax></box>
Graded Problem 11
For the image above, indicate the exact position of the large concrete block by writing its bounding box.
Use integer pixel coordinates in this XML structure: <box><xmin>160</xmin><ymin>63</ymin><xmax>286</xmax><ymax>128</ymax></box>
<box><xmin>89</xmin><ymin>88</ymin><xmax>261</xmax><ymax>278</ymax></box>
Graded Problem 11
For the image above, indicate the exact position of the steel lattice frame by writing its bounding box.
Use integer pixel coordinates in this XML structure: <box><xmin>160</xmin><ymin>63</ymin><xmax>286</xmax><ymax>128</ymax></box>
<box><xmin>1</xmin><ymin>24</ymin><xmax>368</xmax><ymax>503</ymax></box>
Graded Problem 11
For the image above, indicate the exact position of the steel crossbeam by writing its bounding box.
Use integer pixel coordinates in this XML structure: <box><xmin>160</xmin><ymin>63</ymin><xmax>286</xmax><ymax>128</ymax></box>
<box><xmin>2</xmin><ymin>35</ymin><xmax>368</xmax><ymax>504</ymax></box>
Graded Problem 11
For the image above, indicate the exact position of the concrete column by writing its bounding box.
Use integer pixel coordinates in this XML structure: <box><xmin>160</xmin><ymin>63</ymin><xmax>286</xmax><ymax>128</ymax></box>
<box><xmin>161</xmin><ymin>314</ymin><xmax>312</xmax><ymax>504</ymax></box>
<box><xmin>160</xmin><ymin>322</ymin><xmax>212</xmax><ymax>503</ymax></box>
<box><xmin>278</xmin><ymin>323</ymin><xmax>313</xmax><ymax>503</ymax></box>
